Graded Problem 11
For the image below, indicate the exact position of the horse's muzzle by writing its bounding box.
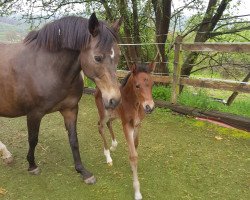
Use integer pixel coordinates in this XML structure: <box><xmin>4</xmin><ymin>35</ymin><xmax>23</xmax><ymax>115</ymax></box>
<box><xmin>104</xmin><ymin>97</ymin><xmax>121</xmax><ymax>109</ymax></box>
<box><xmin>144</xmin><ymin>104</ymin><xmax>154</xmax><ymax>114</ymax></box>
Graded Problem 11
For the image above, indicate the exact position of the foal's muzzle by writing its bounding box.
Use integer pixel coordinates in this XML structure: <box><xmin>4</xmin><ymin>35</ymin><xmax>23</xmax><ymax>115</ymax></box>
<box><xmin>144</xmin><ymin>104</ymin><xmax>154</xmax><ymax>114</ymax></box>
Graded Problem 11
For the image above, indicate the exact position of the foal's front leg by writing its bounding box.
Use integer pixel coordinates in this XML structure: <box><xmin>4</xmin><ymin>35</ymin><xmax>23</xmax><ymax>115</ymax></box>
<box><xmin>106</xmin><ymin>120</ymin><xmax>118</xmax><ymax>151</ymax></box>
<box><xmin>123</xmin><ymin>123</ymin><xmax>142</xmax><ymax>200</ymax></box>
<box><xmin>61</xmin><ymin>107</ymin><xmax>96</xmax><ymax>184</ymax></box>
<box><xmin>98</xmin><ymin>120</ymin><xmax>113</xmax><ymax>166</ymax></box>
<box><xmin>0</xmin><ymin>141</ymin><xmax>13</xmax><ymax>164</ymax></box>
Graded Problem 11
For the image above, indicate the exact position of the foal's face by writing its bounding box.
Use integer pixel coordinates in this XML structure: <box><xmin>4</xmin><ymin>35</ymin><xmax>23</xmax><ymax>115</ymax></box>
<box><xmin>133</xmin><ymin>72</ymin><xmax>155</xmax><ymax>113</ymax></box>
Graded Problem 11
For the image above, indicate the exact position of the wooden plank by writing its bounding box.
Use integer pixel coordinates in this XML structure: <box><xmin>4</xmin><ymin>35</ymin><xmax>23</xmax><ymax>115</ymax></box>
<box><xmin>179</xmin><ymin>77</ymin><xmax>250</xmax><ymax>93</ymax></box>
<box><xmin>182</xmin><ymin>43</ymin><xmax>250</xmax><ymax>52</ymax></box>
<box><xmin>117</xmin><ymin>70</ymin><xmax>172</xmax><ymax>84</ymax></box>
<box><xmin>171</xmin><ymin>35</ymin><xmax>183</xmax><ymax>104</ymax></box>
<box><xmin>155</xmin><ymin>100</ymin><xmax>250</xmax><ymax>132</ymax></box>
<box><xmin>81</xmin><ymin>88</ymin><xmax>250</xmax><ymax>132</ymax></box>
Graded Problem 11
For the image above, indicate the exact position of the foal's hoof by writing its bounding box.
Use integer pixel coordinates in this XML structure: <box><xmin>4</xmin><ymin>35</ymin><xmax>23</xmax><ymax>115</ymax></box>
<box><xmin>3</xmin><ymin>156</ymin><xmax>14</xmax><ymax>165</ymax></box>
<box><xmin>28</xmin><ymin>167</ymin><xmax>40</xmax><ymax>175</ymax></box>
<box><xmin>107</xmin><ymin>162</ymin><xmax>113</xmax><ymax>167</ymax></box>
<box><xmin>135</xmin><ymin>192</ymin><xmax>142</xmax><ymax>200</ymax></box>
<box><xmin>110</xmin><ymin>146</ymin><xmax>116</xmax><ymax>152</ymax></box>
<box><xmin>84</xmin><ymin>176</ymin><xmax>96</xmax><ymax>185</ymax></box>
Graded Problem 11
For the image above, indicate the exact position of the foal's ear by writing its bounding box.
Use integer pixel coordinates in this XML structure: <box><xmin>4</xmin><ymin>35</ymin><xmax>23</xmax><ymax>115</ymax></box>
<box><xmin>148</xmin><ymin>61</ymin><xmax>156</xmax><ymax>72</ymax></box>
<box><xmin>88</xmin><ymin>13</ymin><xmax>100</xmax><ymax>37</ymax></box>
<box><xmin>129</xmin><ymin>63</ymin><xmax>137</xmax><ymax>73</ymax></box>
<box><xmin>112</xmin><ymin>17</ymin><xmax>123</xmax><ymax>32</ymax></box>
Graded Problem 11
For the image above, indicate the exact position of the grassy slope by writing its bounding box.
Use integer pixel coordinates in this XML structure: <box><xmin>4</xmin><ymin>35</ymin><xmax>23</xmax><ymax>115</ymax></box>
<box><xmin>0</xmin><ymin>95</ymin><xmax>249</xmax><ymax>200</ymax></box>
<box><xmin>0</xmin><ymin>22</ymin><xmax>27</xmax><ymax>42</ymax></box>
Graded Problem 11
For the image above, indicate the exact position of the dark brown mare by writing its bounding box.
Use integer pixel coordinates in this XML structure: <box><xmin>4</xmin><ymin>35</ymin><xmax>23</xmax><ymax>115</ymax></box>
<box><xmin>0</xmin><ymin>13</ymin><xmax>122</xmax><ymax>184</ymax></box>
<box><xmin>95</xmin><ymin>62</ymin><xmax>155</xmax><ymax>199</ymax></box>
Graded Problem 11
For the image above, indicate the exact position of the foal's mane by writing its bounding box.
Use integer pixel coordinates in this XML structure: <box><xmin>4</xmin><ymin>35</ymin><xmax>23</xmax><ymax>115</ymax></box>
<box><xmin>24</xmin><ymin>16</ymin><xmax>118</xmax><ymax>52</ymax></box>
<box><xmin>120</xmin><ymin>63</ymin><xmax>151</xmax><ymax>88</ymax></box>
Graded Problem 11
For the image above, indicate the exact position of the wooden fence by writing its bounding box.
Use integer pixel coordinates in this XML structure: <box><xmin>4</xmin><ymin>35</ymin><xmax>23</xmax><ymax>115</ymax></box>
<box><xmin>83</xmin><ymin>38</ymin><xmax>250</xmax><ymax>131</ymax></box>
<box><xmin>117</xmin><ymin>36</ymin><xmax>250</xmax><ymax>104</ymax></box>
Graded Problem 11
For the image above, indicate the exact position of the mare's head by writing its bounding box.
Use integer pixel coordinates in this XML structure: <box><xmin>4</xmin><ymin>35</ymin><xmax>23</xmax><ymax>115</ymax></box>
<box><xmin>24</xmin><ymin>13</ymin><xmax>122</xmax><ymax>109</ymax></box>
<box><xmin>129</xmin><ymin>62</ymin><xmax>155</xmax><ymax>113</ymax></box>
<box><xmin>80</xmin><ymin>13</ymin><xmax>122</xmax><ymax>109</ymax></box>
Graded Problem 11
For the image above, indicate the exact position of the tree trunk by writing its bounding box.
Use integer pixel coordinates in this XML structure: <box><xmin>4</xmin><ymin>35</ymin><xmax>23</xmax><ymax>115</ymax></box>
<box><xmin>117</xmin><ymin>0</ymin><xmax>139</xmax><ymax>63</ymax></box>
<box><xmin>181</xmin><ymin>0</ymin><xmax>231</xmax><ymax>77</ymax></box>
<box><xmin>152</xmin><ymin>0</ymin><xmax>171</xmax><ymax>74</ymax></box>
<box><xmin>131</xmin><ymin>0</ymin><xmax>142</xmax><ymax>61</ymax></box>
<box><xmin>226</xmin><ymin>72</ymin><xmax>250</xmax><ymax>106</ymax></box>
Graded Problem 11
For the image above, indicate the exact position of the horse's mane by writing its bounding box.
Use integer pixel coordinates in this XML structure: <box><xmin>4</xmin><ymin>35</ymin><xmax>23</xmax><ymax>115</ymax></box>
<box><xmin>120</xmin><ymin>63</ymin><xmax>150</xmax><ymax>88</ymax></box>
<box><xmin>24</xmin><ymin>16</ymin><xmax>118</xmax><ymax>52</ymax></box>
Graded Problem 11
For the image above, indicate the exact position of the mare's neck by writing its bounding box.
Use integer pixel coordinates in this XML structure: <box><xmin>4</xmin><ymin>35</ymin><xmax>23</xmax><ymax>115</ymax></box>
<box><xmin>52</xmin><ymin>49</ymin><xmax>81</xmax><ymax>82</ymax></box>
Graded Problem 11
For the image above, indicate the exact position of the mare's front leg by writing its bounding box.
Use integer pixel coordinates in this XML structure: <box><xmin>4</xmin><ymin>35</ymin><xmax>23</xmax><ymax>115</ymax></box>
<box><xmin>60</xmin><ymin>107</ymin><xmax>96</xmax><ymax>184</ymax></box>
<box><xmin>123</xmin><ymin>123</ymin><xmax>142</xmax><ymax>200</ymax></box>
<box><xmin>27</xmin><ymin>113</ymin><xmax>43</xmax><ymax>174</ymax></box>
<box><xmin>0</xmin><ymin>141</ymin><xmax>13</xmax><ymax>164</ymax></box>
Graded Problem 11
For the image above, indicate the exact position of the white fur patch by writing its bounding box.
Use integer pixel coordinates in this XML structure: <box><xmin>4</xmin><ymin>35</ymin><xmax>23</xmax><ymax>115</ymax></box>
<box><xmin>0</xmin><ymin>141</ymin><xmax>12</xmax><ymax>159</ymax></box>
<box><xmin>104</xmin><ymin>148</ymin><xmax>112</xmax><ymax>164</ymax></box>
<box><xmin>111</xmin><ymin>48</ymin><xmax>115</xmax><ymax>59</ymax></box>
<box><xmin>110</xmin><ymin>139</ymin><xmax>118</xmax><ymax>151</ymax></box>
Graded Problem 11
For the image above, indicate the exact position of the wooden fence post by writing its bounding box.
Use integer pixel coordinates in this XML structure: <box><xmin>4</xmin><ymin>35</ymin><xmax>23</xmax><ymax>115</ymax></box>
<box><xmin>171</xmin><ymin>35</ymin><xmax>183</xmax><ymax>104</ymax></box>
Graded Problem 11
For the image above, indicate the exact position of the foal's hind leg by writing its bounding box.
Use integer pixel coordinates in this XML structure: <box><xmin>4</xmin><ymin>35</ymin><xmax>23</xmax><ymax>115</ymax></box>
<box><xmin>26</xmin><ymin>114</ymin><xmax>43</xmax><ymax>175</ymax></box>
<box><xmin>0</xmin><ymin>141</ymin><xmax>13</xmax><ymax>164</ymax></box>
<box><xmin>106</xmin><ymin>120</ymin><xmax>118</xmax><ymax>152</ymax></box>
<box><xmin>61</xmin><ymin>107</ymin><xmax>96</xmax><ymax>184</ymax></box>
<box><xmin>98</xmin><ymin>120</ymin><xmax>113</xmax><ymax>166</ymax></box>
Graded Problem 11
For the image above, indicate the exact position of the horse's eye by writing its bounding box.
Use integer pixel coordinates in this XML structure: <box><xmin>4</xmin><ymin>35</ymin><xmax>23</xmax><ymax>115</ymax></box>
<box><xmin>94</xmin><ymin>56</ymin><xmax>103</xmax><ymax>63</ymax></box>
<box><xmin>136</xmin><ymin>84</ymin><xmax>140</xmax><ymax>89</ymax></box>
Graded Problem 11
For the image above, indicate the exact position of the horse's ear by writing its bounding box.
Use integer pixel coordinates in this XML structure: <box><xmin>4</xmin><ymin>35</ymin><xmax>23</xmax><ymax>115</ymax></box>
<box><xmin>112</xmin><ymin>17</ymin><xmax>123</xmax><ymax>32</ymax></box>
<box><xmin>88</xmin><ymin>13</ymin><xmax>99</xmax><ymax>37</ymax></box>
<box><xmin>129</xmin><ymin>63</ymin><xmax>137</xmax><ymax>73</ymax></box>
<box><xmin>148</xmin><ymin>61</ymin><xmax>156</xmax><ymax>72</ymax></box>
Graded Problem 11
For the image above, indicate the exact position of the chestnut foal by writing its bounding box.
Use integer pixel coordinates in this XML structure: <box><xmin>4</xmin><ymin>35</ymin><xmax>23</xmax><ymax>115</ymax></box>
<box><xmin>95</xmin><ymin>62</ymin><xmax>155</xmax><ymax>200</ymax></box>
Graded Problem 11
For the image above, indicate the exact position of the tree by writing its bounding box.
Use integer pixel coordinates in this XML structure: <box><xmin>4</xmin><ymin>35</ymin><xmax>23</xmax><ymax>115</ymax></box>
<box><xmin>152</xmin><ymin>0</ymin><xmax>171</xmax><ymax>74</ymax></box>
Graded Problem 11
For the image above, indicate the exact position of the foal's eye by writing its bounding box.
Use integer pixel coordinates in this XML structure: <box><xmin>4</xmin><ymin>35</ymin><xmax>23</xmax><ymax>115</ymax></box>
<box><xmin>94</xmin><ymin>56</ymin><xmax>103</xmax><ymax>63</ymax></box>
<box><xmin>136</xmin><ymin>84</ymin><xmax>140</xmax><ymax>89</ymax></box>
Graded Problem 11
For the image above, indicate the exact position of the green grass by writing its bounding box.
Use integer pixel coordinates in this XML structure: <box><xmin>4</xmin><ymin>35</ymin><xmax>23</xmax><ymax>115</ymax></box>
<box><xmin>0</xmin><ymin>95</ymin><xmax>249</xmax><ymax>200</ymax></box>
<box><xmin>153</xmin><ymin>85</ymin><xmax>250</xmax><ymax>118</ymax></box>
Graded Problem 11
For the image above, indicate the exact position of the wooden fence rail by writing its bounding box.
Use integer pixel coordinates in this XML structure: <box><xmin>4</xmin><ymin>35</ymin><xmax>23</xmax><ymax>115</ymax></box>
<box><xmin>117</xmin><ymin>37</ymin><xmax>250</xmax><ymax>104</ymax></box>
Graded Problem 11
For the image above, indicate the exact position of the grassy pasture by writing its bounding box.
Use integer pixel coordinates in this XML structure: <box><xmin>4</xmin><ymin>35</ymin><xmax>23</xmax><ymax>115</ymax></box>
<box><xmin>0</xmin><ymin>95</ymin><xmax>249</xmax><ymax>200</ymax></box>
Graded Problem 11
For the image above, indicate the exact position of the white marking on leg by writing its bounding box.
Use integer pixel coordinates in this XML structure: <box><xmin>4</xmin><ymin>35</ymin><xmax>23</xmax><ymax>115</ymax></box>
<box><xmin>0</xmin><ymin>141</ymin><xmax>12</xmax><ymax>161</ymax></box>
<box><xmin>127</xmin><ymin>129</ymin><xmax>142</xmax><ymax>200</ymax></box>
<box><xmin>110</xmin><ymin>139</ymin><xmax>118</xmax><ymax>151</ymax></box>
<box><xmin>103</xmin><ymin>148</ymin><xmax>113</xmax><ymax>165</ymax></box>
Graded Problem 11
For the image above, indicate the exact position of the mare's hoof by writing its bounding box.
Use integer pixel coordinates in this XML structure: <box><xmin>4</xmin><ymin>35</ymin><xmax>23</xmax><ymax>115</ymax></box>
<box><xmin>84</xmin><ymin>176</ymin><xmax>96</xmax><ymax>185</ymax></box>
<box><xmin>3</xmin><ymin>156</ymin><xmax>14</xmax><ymax>165</ymax></box>
<box><xmin>107</xmin><ymin>162</ymin><xmax>113</xmax><ymax>167</ymax></box>
<box><xmin>28</xmin><ymin>167</ymin><xmax>40</xmax><ymax>175</ymax></box>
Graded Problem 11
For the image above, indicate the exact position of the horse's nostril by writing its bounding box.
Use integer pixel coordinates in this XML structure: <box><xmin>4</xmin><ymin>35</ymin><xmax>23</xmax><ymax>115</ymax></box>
<box><xmin>109</xmin><ymin>98</ymin><xmax>118</xmax><ymax>108</ymax></box>
<box><xmin>145</xmin><ymin>105</ymin><xmax>151</xmax><ymax>112</ymax></box>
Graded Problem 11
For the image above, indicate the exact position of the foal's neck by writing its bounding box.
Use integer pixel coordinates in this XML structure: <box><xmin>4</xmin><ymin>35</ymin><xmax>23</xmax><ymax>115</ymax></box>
<box><xmin>121</xmin><ymin>75</ymin><xmax>140</xmax><ymax>109</ymax></box>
